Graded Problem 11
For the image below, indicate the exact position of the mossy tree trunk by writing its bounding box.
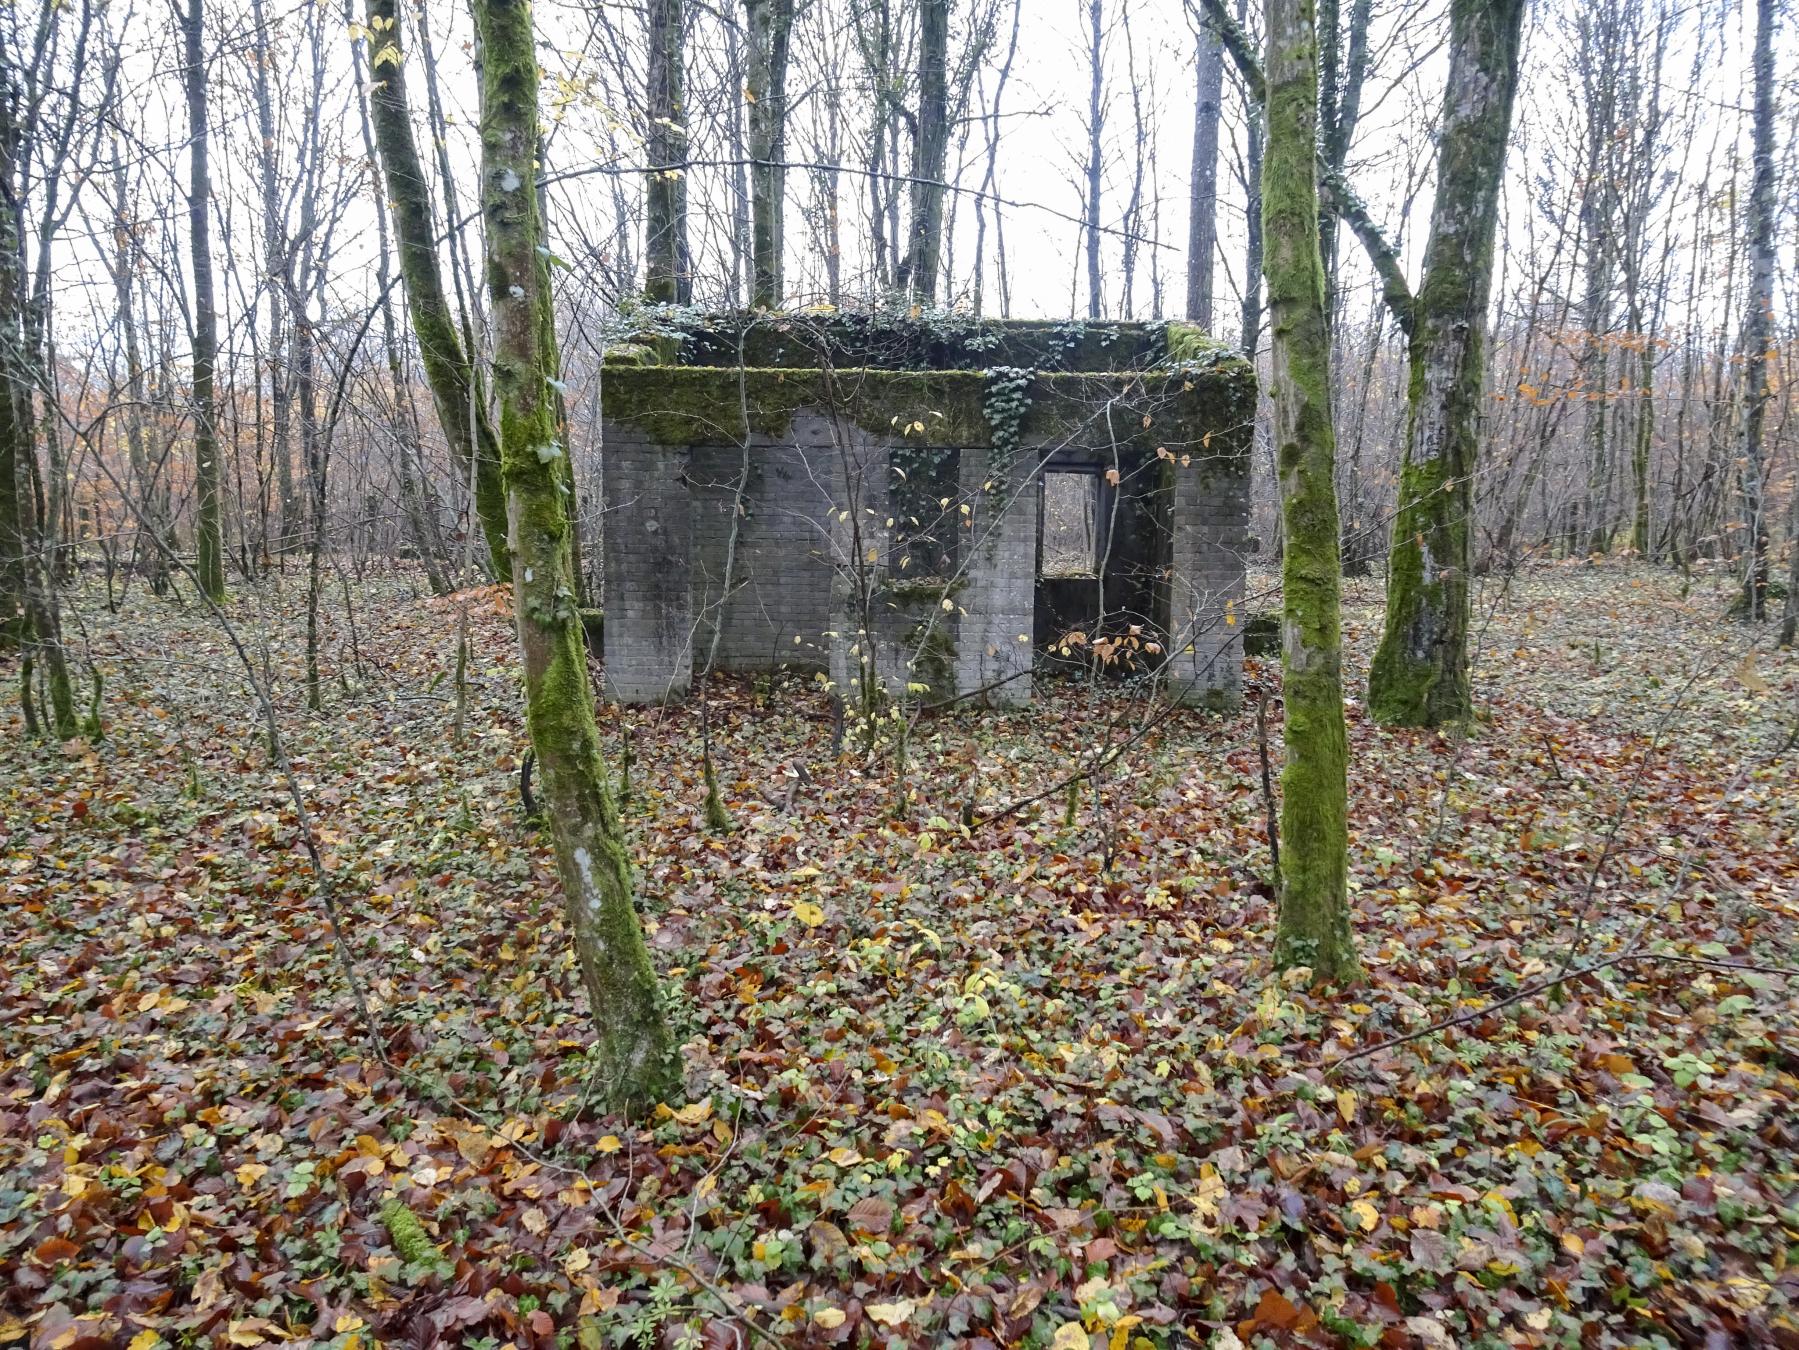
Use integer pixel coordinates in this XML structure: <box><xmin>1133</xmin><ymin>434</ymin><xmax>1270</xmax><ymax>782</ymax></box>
<box><xmin>471</xmin><ymin>0</ymin><xmax>678</xmax><ymax>1115</ymax></box>
<box><xmin>896</xmin><ymin>0</ymin><xmax>948</xmax><ymax>302</ymax></box>
<box><xmin>185</xmin><ymin>0</ymin><xmax>225</xmax><ymax>601</ymax></box>
<box><xmin>364</xmin><ymin>0</ymin><xmax>510</xmax><ymax>583</ymax></box>
<box><xmin>1735</xmin><ymin>0</ymin><xmax>1775</xmax><ymax>622</ymax></box>
<box><xmin>1263</xmin><ymin>0</ymin><xmax>1358</xmax><ymax>983</ymax></box>
<box><xmin>644</xmin><ymin>0</ymin><xmax>690</xmax><ymax>304</ymax></box>
<box><xmin>1366</xmin><ymin>0</ymin><xmax>1525</xmax><ymax>728</ymax></box>
<box><xmin>0</xmin><ymin>84</ymin><xmax>23</xmax><ymax>648</ymax></box>
<box><xmin>744</xmin><ymin>0</ymin><xmax>794</xmax><ymax>309</ymax></box>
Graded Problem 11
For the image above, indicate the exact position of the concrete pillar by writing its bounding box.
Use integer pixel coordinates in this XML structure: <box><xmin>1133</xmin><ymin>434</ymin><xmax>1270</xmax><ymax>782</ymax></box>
<box><xmin>1165</xmin><ymin>456</ymin><xmax>1247</xmax><ymax>709</ymax></box>
<box><xmin>954</xmin><ymin>446</ymin><xmax>1039</xmax><ymax>708</ymax></box>
<box><xmin>600</xmin><ymin>435</ymin><xmax>694</xmax><ymax>703</ymax></box>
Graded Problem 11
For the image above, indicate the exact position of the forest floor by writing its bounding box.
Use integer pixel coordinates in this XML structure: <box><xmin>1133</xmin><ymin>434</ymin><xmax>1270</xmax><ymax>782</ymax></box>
<box><xmin>2</xmin><ymin>561</ymin><xmax>1797</xmax><ymax>1350</ymax></box>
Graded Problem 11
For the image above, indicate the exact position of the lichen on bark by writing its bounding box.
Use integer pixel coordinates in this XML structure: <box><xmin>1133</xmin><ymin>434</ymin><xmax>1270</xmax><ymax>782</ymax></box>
<box><xmin>473</xmin><ymin>0</ymin><xmax>677</xmax><ymax>1115</ymax></box>
<box><xmin>364</xmin><ymin>0</ymin><xmax>510</xmax><ymax>582</ymax></box>
<box><xmin>1264</xmin><ymin>0</ymin><xmax>1359</xmax><ymax>984</ymax></box>
<box><xmin>1367</xmin><ymin>0</ymin><xmax>1525</xmax><ymax>729</ymax></box>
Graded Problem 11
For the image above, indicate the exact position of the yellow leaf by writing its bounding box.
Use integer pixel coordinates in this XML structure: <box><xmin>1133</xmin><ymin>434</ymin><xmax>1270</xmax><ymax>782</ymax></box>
<box><xmin>234</xmin><ymin>1163</ymin><xmax>268</xmax><ymax>1189</ymax></box>
<box><xmin>1336</xmin><ymin>1089</ymin><xmax>1357</xmax><ymax>1124</ymax></box>
<box><xmin>128</xmin><ymin>1332</ymin><xmax>162</xmax><ymax>1350</ymax></box>
<box><xmin>1736</xmin><ymin>652</ymin><xmax>1769</xmax><ymax>694</ymax></box>
<box><xmin>1051</xmin><ymin>1323</ymin><xmax>1090</xmax><ymax>1349</ymax></box>
<box><xmin>562</xmin><ymin>1247</ymin><xmax>591</xmax><ymax>1275</ymax></box>
<box><xmin>791</xmin><ymin>900</ymin><xmax>825</xmax><ymax>928</ymax></box>
<box><xmin>1351</xmin><ymin>1199</ymin><xmax>1380</xmax><ymax>1231</ymax></box>
<box><xmin>674</xmin><ymin>1099</ymin><xmax>713</xmax><ymax>1126</ymax></box>
<box><xmin>812</xmin><ymin>1308</ymin><xmax>847</xmax><ymax>1329</ymax></box>
<box><xmin>866</xmin><ymin>1299</ymin><xmax>915</xmax><ymax>1326</ymax></box>
<box><xmin>595</xmin><ymin>1135</ymin><xmax>623</xmax><ymax>1154</ymax></box>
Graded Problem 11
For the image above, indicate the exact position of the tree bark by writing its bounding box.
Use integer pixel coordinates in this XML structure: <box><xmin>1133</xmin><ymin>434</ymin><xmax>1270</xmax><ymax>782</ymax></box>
<box><xmin>106</xmin><ymin>142</ymin><xmax>170</xmax><ymax>593</ymax></box>
<box><xmin>349</xmin><ymin>0</ymin><xmax>452</xmax><ymax>592</ymax></box>
<box><xmin>185</xmin><ymin>0</ymin><xmax>225</xmax><ymax>600</ymax></box>
<box><xmin>363</xmin><ymin>0</ymin><xmax>511</xmax><ymax>582</ymax></box>
<box><xmin>1736</xmin><ymin>0</ymin><xmax>1775</xmax><ymax>621</ymax></box>
<box><xmin>744</xmin><ymin>0</ymin><xmax>794</xmax><ymax>308</ymax></box>
<box><xmin>1081</xmin><ymin>0</ymin><xmax>1103</xmax><ymax>318</ymax></box>
<box><xmin>1263</xmin><ymin>0</ymin><xmax>1358</xmax><ymax>982</ymax></box>
<box><xmin>1186</xmin><ymin>5</ymin><xmax>1224</xmax><ymax>328</ymax></box>
<box><xmin>898</xmin><ymin>0</ymin><xmax>950</xmax><ymax>302</ymax></box>
<box><xmin>470</xmin><ymin>0</ymin><xmax>678</xmax><ymax>1115</ymax></box>
<box><xmin>1367</xmin><ymin>0</ymin><xmax>1526</xmax><ymax>728</ymax></box>
<box><xmin>248</xmin><ymin>0</ymin><xmax>297</xmax><ymax>558</ymax></box>
<box><xmin>644</xmin><ymin>0</ymin><xmax>690</xmax><ymax>304</ymax></box>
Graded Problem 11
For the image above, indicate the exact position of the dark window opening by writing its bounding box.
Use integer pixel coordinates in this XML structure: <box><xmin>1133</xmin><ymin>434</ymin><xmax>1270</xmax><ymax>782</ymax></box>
<box><xmin>1040</xmin><ymin>471</ymin><xmax>1100</xmax><ymax>577</ymax></box>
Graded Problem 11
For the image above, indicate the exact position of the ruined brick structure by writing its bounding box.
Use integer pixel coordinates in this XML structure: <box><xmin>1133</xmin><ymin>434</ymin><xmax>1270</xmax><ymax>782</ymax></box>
<box><xmin>595</xmin><ymin>314</ymin><xmax>1254</xmax><ymax>709</ymax></box>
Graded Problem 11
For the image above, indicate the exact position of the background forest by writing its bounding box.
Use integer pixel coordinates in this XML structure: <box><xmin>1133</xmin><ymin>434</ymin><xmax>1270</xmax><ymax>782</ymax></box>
<box><xmin>2</xmin><ymin>0</ymin><xmax>1798</xmax><ymax>1347</ymax></box>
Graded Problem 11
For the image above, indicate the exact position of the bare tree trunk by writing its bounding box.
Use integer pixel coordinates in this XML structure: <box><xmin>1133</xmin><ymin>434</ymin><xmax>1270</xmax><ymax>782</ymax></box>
<box><xmin>898</xmin><ymin>0</ymin><xmax>949</xmax><ymax>302</ymax></box>
<box><xmin>971</xmin><ymin>0</ymin><xmax>1021</xmax><ymax>317</ymax></box>
<box><xmin>644</xmin><ymin>0</ymin><xmax>690</xmax><ymax>303</ymax></box>
<box><xmin>105</xmin><ymin>141</ymin><xmax>169</xmax><ymax>593</ymax></box>
<box><xmin>248</xmin><ymin>0</ymin><xmax>296</xmax><ymax>559</ymax></box>
<box><xmin>1186</xmin><ymin>4</ymin><xmax>1224</xmax><ymax>328</ymax></box>
<box><xmin>1736</xmin><ymin>0</ymin><xmax>1775</xmax><ymax>620</ymax></box>
<box><xmin>1233</xmin><ymin>0</ymin><xmax>1263</xmax><ymax>355</ymax></box>
<box><xmin>1264</xmin><ymin>0</ymin><xmax>1357</xmax><ymax>983</ymax></box>
<box><xmin>185</xmin><ymin>0</ymin><xmax>225</xmax><ymax>600</ymax></box>
<box><xmin>745</xmin><ymin>0</ymin><xmax>795</xmax><ymax>308</ymax></box>
<box><xmin>471</xmin><ymin>0</ymin><xmax>677</xmax><ymax>1115</ymax></box>
<box><xmin>1082</xmin><ymin>0</ymin><xmax>1103</xmax><ymax>318</ymax></box>
<box><xmin>1368</xmin><ymin>0</ymin><xmax>1527</xmax><ymax>728</ymax></box>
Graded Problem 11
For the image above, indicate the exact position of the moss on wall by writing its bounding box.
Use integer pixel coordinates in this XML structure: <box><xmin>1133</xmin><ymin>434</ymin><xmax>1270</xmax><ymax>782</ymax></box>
<box><xmin>598</xmin><ymin>362</ymin><xmax>1256</xmax><ymax>461</ymax></box>
<box><xmin>657</xmin><ymin>312</ymin><xmax>1180</xmax><ymax>372</ymax></box>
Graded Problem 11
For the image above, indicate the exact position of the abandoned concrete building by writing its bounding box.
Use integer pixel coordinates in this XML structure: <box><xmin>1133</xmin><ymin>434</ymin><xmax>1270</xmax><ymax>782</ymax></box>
<box><xmin>594</xmin><ymin>314</ymin><xmax>1255</xmax><ymax>710</ymax></box>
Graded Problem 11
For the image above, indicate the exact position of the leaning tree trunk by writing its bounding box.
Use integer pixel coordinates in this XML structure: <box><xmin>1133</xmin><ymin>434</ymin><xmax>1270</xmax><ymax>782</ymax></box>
<box><xmin>1263</xmin><ymin>0</ymin><xmax>1358</xmax><ymax>982</ymax></box>
<box><xmin>744</xmin><ymin>0</ymin><xmax>794</xmax><ymax>309</ymax></box>
<box><xmin>1367</xmin><ymin>0</ymin><xmax>1526</xmax><ymax>728</ymax></box>
<box><xmin>897</xmin><ymin>0</ymin><xmax>949</xmax><ymax>302</ymax></box>
<box><xmin>185</xmin><ymin>0</ymin><xmax>225</xmax><ymax>600</ymax></box>
<box><xmin>470</xmin><ymin>0</ymin><xmax>678</xmax><ymax>1115</ymax></box>
<box><xmin>364</xmin><ymin>0</ymin><xmax>511</xmax><ymax>582</ymax></box>
<box><xmin>644</xmin><ymin>0</ymin><xmax>690</xmax><ymax>304</ymax></box>
<box><xmin>1735</xmin><ymin>0</ymin><xmax>1775</xmax><ymax>622</ymax></box>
